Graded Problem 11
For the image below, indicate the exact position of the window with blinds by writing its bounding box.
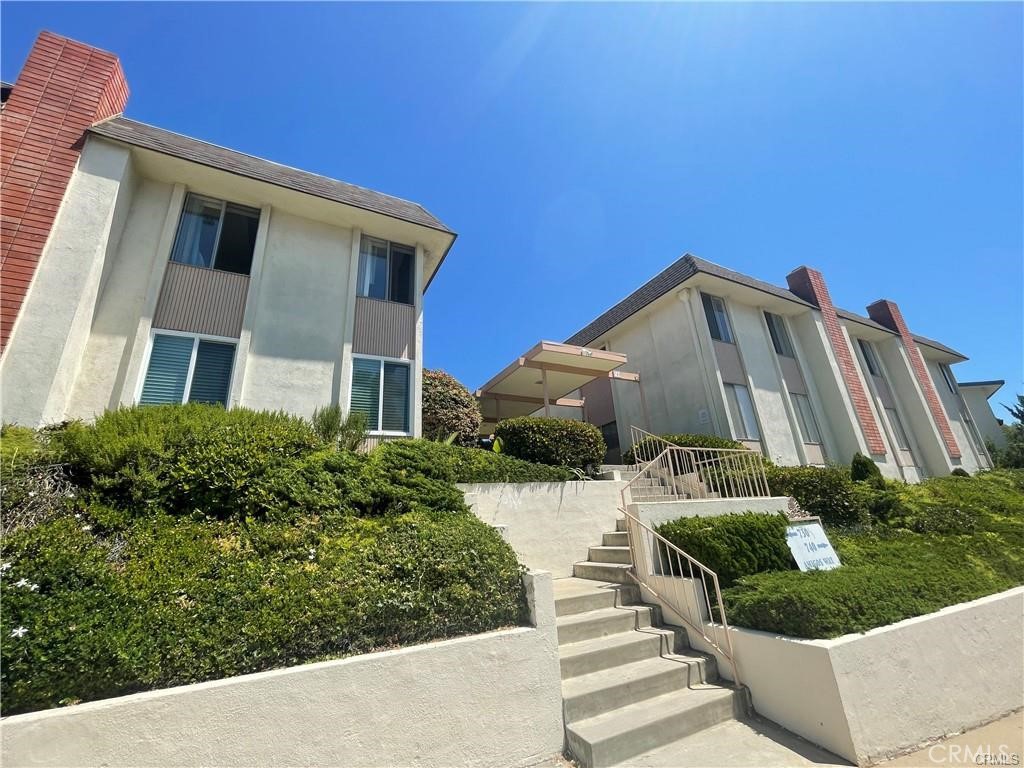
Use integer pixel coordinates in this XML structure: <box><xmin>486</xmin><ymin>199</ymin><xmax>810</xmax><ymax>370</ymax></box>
<box><xmin>139</xmin><ymin>333</ymin><xmax>236</xmax><ymax>407</ymax></box>
<box><xmin>350</xmin><ymin>357</ymin><xmax>411</xmax><ymax>433</ymax></box>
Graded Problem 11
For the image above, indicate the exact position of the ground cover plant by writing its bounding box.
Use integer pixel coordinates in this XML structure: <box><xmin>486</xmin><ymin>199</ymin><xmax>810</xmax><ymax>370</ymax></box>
<box><xmin>0</xmin><ymin>405</ymin><xmax>556</xmax><ymax>715</ymax></box>
<box><xmin>716</xmin><ymin>469</ymin><xmax>1024</xmax><ymax>639</ymax></box>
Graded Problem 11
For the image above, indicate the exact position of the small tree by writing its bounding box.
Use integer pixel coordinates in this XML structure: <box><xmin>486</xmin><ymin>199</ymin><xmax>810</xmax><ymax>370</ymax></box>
<box><xmin>850</xmin><ymin>452</ymin><xmax>885</xmax><ymax>489</ymax></box>
<box><xmin>422</xmin><ymin>369</ymin><xmax>481</xmax><ymax>447</ymax></box>
<box><xmin>993</xmin><ymin>395</ymin><xmax>1024</xmax><ymax>469</ymax></box>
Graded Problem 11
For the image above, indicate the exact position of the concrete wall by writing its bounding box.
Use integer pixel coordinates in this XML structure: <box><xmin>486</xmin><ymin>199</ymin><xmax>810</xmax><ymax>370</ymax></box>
<box><xmin>629</xmin><ymin>497</ymin><xmax>791</xmax><ymax>529</ymax></box>
<box><xmin>667</xmin><ymin>586</ymin><xmax>1024</xmax><ymax>765</ymax></box>
<box><xmin>239</xmin><ymin>212</ymin><xmax>353</xmax><ymax>417</ymax></box>
<box><xmin>461</xmin><ymin>481</ymin><xmax>627</xmax><ymax>577</ymax></box>
<box><xmin>1</xmin><ymin>138</ymin><xmax>136</xmax><ymax>426</ymax></box>
<box><xmin>924</xmin><ymin>359</ymin><xmax>988</xmax><ymax>473</ymax></box>
<box><xmin>962</xmin><ymin>387</ymin><xmax>1007</xmax><ymax>450</ymax></box>
<box><xmin>0</xmin><ymin>572</ymin><xmax>564</xmax><ymax>768</ymax></box>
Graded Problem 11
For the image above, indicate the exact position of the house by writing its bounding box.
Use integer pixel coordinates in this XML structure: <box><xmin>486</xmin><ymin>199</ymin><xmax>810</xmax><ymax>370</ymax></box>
<box><xmin>551</xmin><ymin>254</ymin><xmax>992</xmax><ymax>478</ymax></box>
<box><xmin>958</xmin><ymin>380</ymin><xmax>1008</xmax><ymax>450</ymax></box>
<box><xmin>0</xmin><ymin>32</ymin><xmax>455</xmax><ymax>439</ymax></box>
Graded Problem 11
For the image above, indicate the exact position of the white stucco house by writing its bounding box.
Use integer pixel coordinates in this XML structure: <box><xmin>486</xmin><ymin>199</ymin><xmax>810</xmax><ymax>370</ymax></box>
<box><xmin>546</xmin><ymin>254</ymin><xmax>994</xmax><ymax>478</ymax></box>
<box><xmin>0</xmin><ymin>32</ymin><xmax>455</xmax><ymax>438</ymax></box>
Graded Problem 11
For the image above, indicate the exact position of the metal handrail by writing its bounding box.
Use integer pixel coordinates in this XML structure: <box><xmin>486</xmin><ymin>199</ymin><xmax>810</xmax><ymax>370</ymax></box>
<box><xmin>622</xmin><ymin>444</ymin><xmax>770</xmax><ymax>502</ymax></box>
<box><xmin>626</xmin><ymin>425</ymin><xmax>675</xmax><ymax>469</ymax></box>
<box><xmin>620</xmin><ymin>507</ymin><xmax>740</xmax><ymax>686</ymax></box>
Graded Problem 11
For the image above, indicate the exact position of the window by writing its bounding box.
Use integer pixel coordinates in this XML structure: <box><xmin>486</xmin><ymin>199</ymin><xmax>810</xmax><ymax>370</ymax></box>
<box><xmin>724</xmin><ymin>383</ymin><xmax>760</xmax><ymax>440</ymax></box>
<box><xmin>939</xmin><ymin>364</ymin><xmax>958</xmax><ymax>394</ymax></box>
<box><xmin>171</xmin><ymin>193</ymin><xmax>260</xmax><ymax>275</ymax></box>
<box><xmin>884</xmin><ymin>407</ymin><xmax>911</xmax><ymax>451</ymax></box>
<box><xmin>350</xmin><ymin>357</ymin><xmax>411</xmax><ymax>433</ymax></box>
<box><xmin>764</xmin><ymin>312</ymin><xmax>795</xmax><ymax>357</ymax></box>
<box><xmin>790</xmin><ymin>392</ymin><xmax>822</xmax><ymax>444</ymax></box>
<box><xmin>858</xmin><ymin>339</ymin><xmax>881</xmax><ymax>377</ymax></box>
<box><xmin>357</xmin><ymin>236</ymin><xmax>415</xmax><ymax>305</ymax></box>
<box><xmin>140</xmin><ymin>333</ymin><xmax>236</xmax><ymax>406</ymax></box>
<box><xmin>701</xmin><ymin>293</ymin><xmax>733</xmax><ymax>344</ymax></box>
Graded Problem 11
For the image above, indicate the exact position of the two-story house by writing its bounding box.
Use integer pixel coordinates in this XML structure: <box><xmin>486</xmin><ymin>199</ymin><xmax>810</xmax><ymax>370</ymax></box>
<box><xmin>560</xmin><ymin>254</ymin><xmax>993</xmax><ymax>478</ymax></box>
<box><xmin>1</xmin><ymin>32</ymin><xmax>455</xmax><ymax>440</ymax></box>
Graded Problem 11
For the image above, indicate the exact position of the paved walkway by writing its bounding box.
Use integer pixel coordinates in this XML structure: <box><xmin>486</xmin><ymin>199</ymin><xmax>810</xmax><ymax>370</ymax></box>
<box><xmin>882</xmin><ymin>712</ymin><xmax>1022</xmax><ymax>767</ymax></box>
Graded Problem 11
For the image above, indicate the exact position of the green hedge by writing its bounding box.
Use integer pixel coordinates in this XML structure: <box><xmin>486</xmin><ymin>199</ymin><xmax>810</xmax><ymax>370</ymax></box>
<box><xmin>765</xmin><ymin>465</ymin><xmax>869</xmax><ymax>529</ymax></box>
<box><xmin>422</xmin><ymin>369</ymin><xmax>482</xmax><ymax>446</ymax></box>
<box><xmin>0</xmin><ymin>509</ymin><xmax>525</xmax><ymax>715</ymax></box>
<box><xmin>494</xmin><ymin>417</ymin><xmax>605</xmax><ymax>469</ymax></box>
<box><xmin>850</xmin><ymin>452</ymin><xmax>885</xmax><ymax>489</ymax></box>
<box><xmin>622</xmin><ymin>433</ymin><xmax>744</xmax><ymax>465</ymax></box>
<box><xmin>371</xmin><ymin>439</ymin><xmax>575</xmax><ymax>484</ymax></box>
<box><xmin>656</xmin><ymin>513</ymin><xmax>793</xmax><ymax>588</ymax></box>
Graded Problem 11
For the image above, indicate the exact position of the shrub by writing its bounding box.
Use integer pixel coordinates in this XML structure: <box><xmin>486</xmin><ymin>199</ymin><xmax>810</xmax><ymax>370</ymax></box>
<box><xmin>422</xmin><ymin>370</ymin><xmax>482</xmax><ymax>447</ymax></box>
<box><xmin>724</xmin><ymin>528</ymin><xmax>1022</xmax><ymax>638</ymax></box>
<box><xmin>53</xmin><ymin>405</ymin><xmax>321</xmax><ymax>515</ymax></box>
<box><xmin>494</xmin><ymin>417</ymin><xmax>605</xmax><ymax>469</ymax></box>
<box><xmin>0</xmin><ymin>508</ymin><xmax>526</xmax><ymax>714</ymax></box>
<box><xmin>950</xmin><ymin>467</ymin><xmax>970</xmax><ymax>477</ymax></box>
<box><xmin>1</xmin><ymin>426</ymin><xmax>74</xmax><ymax>537</ymax></box>
<box><xmin>310</xmin><ymin>406</ymin><xmax>367</xmax><ymax>451</ymax></box>
<box><xmin>370</xmin><ymin>439</ymin><xmax>574</xmax><ymax>484</ymax></box>
<box><xmin>850</xmin><ymin>452</ymin><xmax>885</xmax><ymax>488</ymax></box>
<box><xmin>623</xmin><ymin>433</ymin><xmax>744</xmax><ymax>465</ymax></box>
<box><xmin>656</xmin><ymin>513</ymin><xmax>794</xmax><ymax>588</ymax></box>
<box><xmin>765</xmin><ymin>465</ymin><xmax>869</xmax><ymax>529</ymax></box>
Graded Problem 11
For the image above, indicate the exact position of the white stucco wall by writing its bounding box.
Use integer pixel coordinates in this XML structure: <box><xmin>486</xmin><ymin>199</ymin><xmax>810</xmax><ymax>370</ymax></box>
<box><xmin>0</xmin><ymin>572</ymin><xmax>564</xmax><ymax>768</ymax></box>
<box><xmin>662</xmin><ymin>586</ymin><xmax>1024</xmax><ymax>765</ymax></box>
<box><xmin>461</xmin><ymin>481</ymin><xmax>627</xmax><ymax>577</ymax></box>
<box><xmin>1</xmin><ymin>138</ymin><xmax>135</xmax><ymax>426</ymax></box>
<box><xmin>65</xmin><ymin>179</ymin><xmax>174</xmax><ymax>419</ymax></box>
<box><xmin>924</xmin><ymin>358</ymin><xmax>988</xmax><ymax>473</ymax></box>
<box><xmin>239</xmin><ymin>212</ymin><xmax>354</xmax><ymax>417</ymax></box>
<box><xmin>962</xmin><ymin>387</ymin><xmax>1007</xmax><ymax>450</ymax></box>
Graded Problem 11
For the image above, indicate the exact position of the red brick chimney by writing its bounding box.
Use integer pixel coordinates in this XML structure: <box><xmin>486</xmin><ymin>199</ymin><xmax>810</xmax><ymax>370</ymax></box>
<box><xmin>787</xmin><ymin>266</ymin><xmax>887</xmax><ymax>455</ymax></box>
<box><xmin>0</xmin><ymin>31</ymin><xmax>129</xmax><ymax>350</ymax></box>
<box><xmin>867</xmin><ymin>299</ymin><xmax>961</xmax><ymax>459</ymax></box>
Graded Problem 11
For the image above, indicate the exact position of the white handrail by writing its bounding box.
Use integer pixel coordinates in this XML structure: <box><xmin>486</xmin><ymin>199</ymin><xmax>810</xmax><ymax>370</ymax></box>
<box><xmin>620</xmin><ymin>507</ymin><xmax>740</xmax><ymax>686</ymax></box>
<box><xmin>626</xmin><ymin>426</ymin><xmax>674</xmax><ymax>469</ymax></box>
<box><xmin>623</xmin><ymin>444</ymin><xmax>770</xmax><ymax>502</ymax></box>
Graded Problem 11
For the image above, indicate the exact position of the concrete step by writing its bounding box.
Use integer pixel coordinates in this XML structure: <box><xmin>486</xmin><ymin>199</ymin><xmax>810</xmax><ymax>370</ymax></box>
<box><xmin>557</xmin><ymin>604</ymin><xmax>654</xmax><ymax>645</ymax></box>
<box><xmin>588</xmin><ymin>545</ymin><xmax>632</xmax><ymax>565</ymax></box>
<box><xmin>573</xmin><ymin>561</ymin><xmax>633</xmax><ymax>584</ymax></box>
<box><xmin>616</xmin><ymin>517</ymin><xmax>628</xmax><ymax>532</ymax></box>
<box><xmin>559</xmin><ymin>627</ymin><xmax>682</xmax><ymax>680</ymax></box>
<box><xmin>602</xmin><ymin>531</ymin><xmax>629</xmax><ymax>547</ymax></box>
<box><xmin>566</xmin><ymin>686</ymin><xmax>743</xmax><ymax>768</ymax></box>
<box><xmin>553</xmin><ymin>578</ymin><xmax>640</xmax><ymax>617</ymax></box>
<box><xmin>562</xmin><ymin>653</ymin><xmax>718</xmax><ymax>723</ymax></box>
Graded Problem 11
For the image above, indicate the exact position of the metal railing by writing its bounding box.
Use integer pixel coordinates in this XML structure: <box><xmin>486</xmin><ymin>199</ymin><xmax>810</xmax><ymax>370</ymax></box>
<box><xmin>621</xmin><ymin>508</ymin><xmax>740</xmax><ymax>686</ymax></box>
<box><xmin>623</xmin><ymin>445</ymin><xmax>770</xmax><ymax>503</ymax></box>
<box><xmin>626</xmin><ymin>425</ymin><xmax>675</xmax><ymax>469</ymax></box>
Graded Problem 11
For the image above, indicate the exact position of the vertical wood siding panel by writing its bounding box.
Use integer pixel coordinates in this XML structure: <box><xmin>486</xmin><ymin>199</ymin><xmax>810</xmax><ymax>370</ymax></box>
<box><xmin>352</xmin><ymin>297</ymin><xmax>415</xmax><ymax>359</ymax></box>
<box><xmin>152</xmin><ymin>261</ymin><xmax>248</xmax><ymax>338</ymax></box>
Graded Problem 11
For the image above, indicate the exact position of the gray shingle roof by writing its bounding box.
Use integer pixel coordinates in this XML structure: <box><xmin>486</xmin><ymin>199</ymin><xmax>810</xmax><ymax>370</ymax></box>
<box><xmin>564</xmin><ymin>253</ymin><xmax>966</xmax><ymax>359</ymax></box>
<box><xmin>88</xmin><ymin>117</ymin><xmax>454</xmax><ymax>235</ymax></box>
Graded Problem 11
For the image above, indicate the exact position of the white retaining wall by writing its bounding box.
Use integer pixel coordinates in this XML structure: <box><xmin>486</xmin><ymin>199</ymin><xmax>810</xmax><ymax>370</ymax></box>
<box><xmin>657</xmin><ymin>585</ymin><xmax>1024</xmax><ymax>765</ymax></box>
<box><xmin>460</xmin><ymin>481</ymin><xmax>627</xmax><ymax>577</ymax></box>
<box><xmin>0</xmin><ymin>572</ymin><xmax>564</xmax><ymax>768</ymax></box>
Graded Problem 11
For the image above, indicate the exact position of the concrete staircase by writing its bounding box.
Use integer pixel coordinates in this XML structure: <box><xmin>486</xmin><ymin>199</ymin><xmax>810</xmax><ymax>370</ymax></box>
<box><xmin>555</xmin><ymin>521</ymin><xmax>746</xmax><ymax>767</ymax></box>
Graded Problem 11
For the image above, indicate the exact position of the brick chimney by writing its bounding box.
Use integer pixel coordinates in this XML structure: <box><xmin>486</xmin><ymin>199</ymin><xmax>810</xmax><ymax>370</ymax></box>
<box><xmin>786</xmin><ymin>266</ymin><xmax>887</xmax><ymax>455</ymax></box>
<box><xmin>867</xmin><ymin>299</ymin><xmax>961</xmax><ymax>459</ymax></box>
<box><xmin>0</xmin><ymin>31</ymin><xmax>129</xmax><ymax>350</ymax></box>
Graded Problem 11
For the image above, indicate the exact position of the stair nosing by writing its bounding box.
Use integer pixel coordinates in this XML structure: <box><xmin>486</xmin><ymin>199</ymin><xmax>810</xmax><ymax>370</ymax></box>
<box><xmin>565</xmin><ymin>685</ymin><xmax>737</xmax><ymax>741</ymax></box>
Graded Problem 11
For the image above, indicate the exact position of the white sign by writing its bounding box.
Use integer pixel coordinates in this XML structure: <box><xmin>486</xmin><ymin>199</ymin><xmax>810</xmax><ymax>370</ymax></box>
<box><xmin>786</xmin><ymin>520</ymin><xmax>841</xmax><ymax>571</ymax></box>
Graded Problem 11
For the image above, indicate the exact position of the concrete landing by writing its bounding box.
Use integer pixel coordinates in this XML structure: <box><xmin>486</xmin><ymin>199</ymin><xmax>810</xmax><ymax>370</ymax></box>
<box><xmin>620</xmin><ymin>716</ymin><xmax>851</xmax><ymax>767</ymax></box>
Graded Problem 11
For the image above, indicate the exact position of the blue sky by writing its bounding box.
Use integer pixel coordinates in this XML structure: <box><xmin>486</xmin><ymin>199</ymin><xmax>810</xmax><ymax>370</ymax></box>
<box><xmin>3</xmin><ymin>3</ymin><xmax>1021</xmax><ymax>411</ymax></box>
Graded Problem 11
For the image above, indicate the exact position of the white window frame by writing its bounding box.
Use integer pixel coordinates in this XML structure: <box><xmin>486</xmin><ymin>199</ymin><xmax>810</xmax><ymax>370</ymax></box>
<box><xmin>171</xmin><ymin>193</ymin><xmax>261</xmax><ymax>275</ymax></box>
<box><xmin>349</xmin><ymin>353</ymin><xmax>413</xmax><ymax>436</ymax></box>
<box><xmin>135</xmin><ymin>328</ymin><xmax>238</xmax><ymax>405</ymax></box>
<box><xmin>724</xmin><ymin>383</ymin><xmax>760</xmax><ymax>441</ymax></box>
<box><xmin>857</xmin><ymin>338</ymin><xmax>882</xmax><ymax>377</ymax></box>
<box><xmin>789</xmin><ymin>392</ymin><xmax>823</xmax><ymax>445</ymax></box>
<box><xmin>357</xmin><ymin>236</ymin><xmax>416</xmax><ymax>306</ymax></box>
<box><xmin>701</xmin><ymin>292</ymin><xmax>735</xmax><ymax>344</ymax></box>
<box><xmin>884</xmin><ymin>406</ymin><xmax>912</xmax><ymax>451</ymax></box>
<box><xmin>939</xmin><ymin>363</ymin><xmax>958</xmax><ymax>395</ymax></box>
<box><xmin>764</xmin><ymin>311</ymin><xmax>796</xmax><ymax>358</ymax></box>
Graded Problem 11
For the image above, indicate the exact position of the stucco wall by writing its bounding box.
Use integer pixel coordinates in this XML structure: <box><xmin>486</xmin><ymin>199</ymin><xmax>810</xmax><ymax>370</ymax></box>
<box><xmin>925</xmin><ymin>359</ymin><xmax>988</xmax><ymax>473</ymax></box>
<box><xmin>461</xmin><ymin>481</ymin><xmax>627</xmax><ymax>577</ymax></box>
<box><xmin>239</xmin><ymin>212</ymin><xmax>354</xmax><ymax>417</ymax></box>
<box><xmin>962</xmin><ymin>387</ymin><xmax>1006</xmax><ymax>449</ymax></box>
<box><xmin>0</xmin><ymin>572</ymin><xmax>564</xmax><ymax>768</ymax></box>
<box><xmin>66</xmin><ymin>178</ymin><xmax>174</xmax><ymax>419</ymax></box>
<box><xmin>1</xmin><ymin>138</ymin><xmax>135</xmax><ymax>426</ymax></box>
<box><xmin>629</xmin><ymin>497</ymin><xmax>791</xmax><ymax>529</ymax></box>
<box><xmin>663</xmin><ymin>586</ymin><xmax>1024</xmax><ymax>765</ymax></box>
